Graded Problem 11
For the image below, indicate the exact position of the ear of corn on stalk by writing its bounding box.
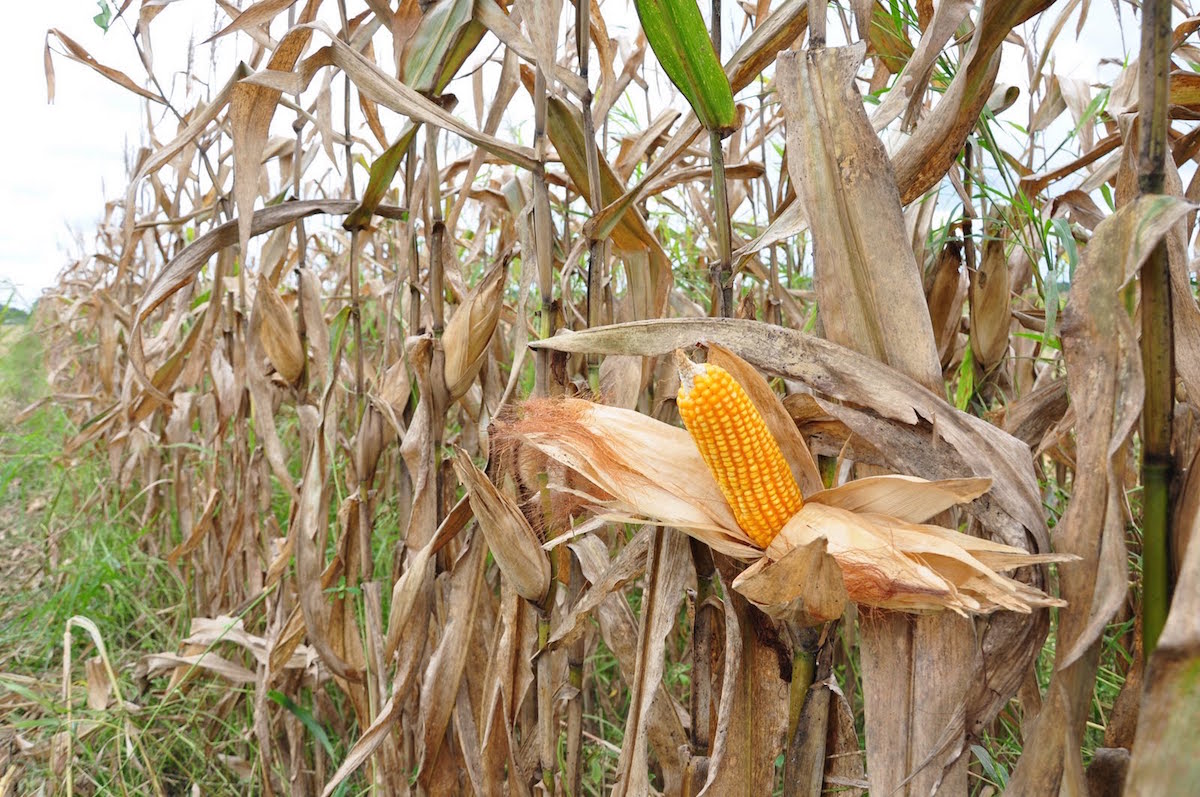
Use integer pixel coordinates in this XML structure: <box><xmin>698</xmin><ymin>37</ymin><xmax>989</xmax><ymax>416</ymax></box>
<box><xmin>676</xmin><ymin>355</ymin><xmax>803</xmax><ymax>548</ymax></box>
<box><xmin>497</xmin><ymin>347</ymin><xmax>1074</xmax><ymax>615</ymax></box>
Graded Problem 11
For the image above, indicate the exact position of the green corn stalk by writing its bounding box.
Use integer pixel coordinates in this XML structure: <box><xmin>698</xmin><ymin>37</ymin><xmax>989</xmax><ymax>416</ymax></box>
<box><xmin>1138</xmin><ymin>0</ymin><xmax>1174</xmax><ymax>655</ymax></box>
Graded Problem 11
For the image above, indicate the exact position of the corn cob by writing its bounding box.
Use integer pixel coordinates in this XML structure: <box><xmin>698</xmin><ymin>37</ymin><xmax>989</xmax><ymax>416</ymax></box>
<box><xmin>675</xmin><ymin>358</ymin><xmax>804</xmax><ymax>548</ymax></box>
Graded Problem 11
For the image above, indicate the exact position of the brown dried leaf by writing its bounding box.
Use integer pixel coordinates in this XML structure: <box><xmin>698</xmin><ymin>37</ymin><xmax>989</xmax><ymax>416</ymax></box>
<box><xmin>778</xmin><ymin>44</ymin><xmax>942</xmax><ymax>392</ymax></box>
<box><xmin>598</xmin><ymin>354</ymin><xmax>644</xmax><ymax>410</ymax></box>
<box><xmin>418</xmin><ymin>533</ymin><xmax>488</xmax><ymax>788</ymax></box>
<box><xmin>44</xmin><ymin>29</ymin><xmax>164</xmax><ymax>105</ymax></box>
<box><xmin>611</xmin><ymin>528</ymin><xmax>690</xmax><ymax>797</ymax></box>
<box><xmin>551</xmin><ymin>526</ymin><xmax>651</xmax><ymax>650</ymax></box>
<box><xmin>731</xmin><ymin>536</ymin><xmax>846</xmax><ymax>623</ymax></box>
<box><xmin>208</xmin><ymin>0</ymin><xmax>300</xmax><ymax>42</ymax></box>
<box><xmin>451</xmin><ymin>448</ymin><xmax>549</xmax><ymax>602</ymax></box>
<box><xmin>230</xmin><ymin>0</ymin><xmax>321</xmax><ymax>260</ymax></box>
<box><xmin>892</xmin><ymin>0</ymin><xmax>1054</xmax><ymax>204</ymax></box>
<box><xmin>698</xmin><ymin>591</ymin><xmax>788</xmax><ymax>796</ymax></box>
<box><xmin>869</xmin><ymin>0</ymin><xmax>973</xmax><ymax>131</ymax></box>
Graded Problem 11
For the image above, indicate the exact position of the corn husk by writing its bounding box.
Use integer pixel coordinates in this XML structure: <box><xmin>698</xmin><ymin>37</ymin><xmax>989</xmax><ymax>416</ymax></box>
<box><xmin>442</xmin><ymin>257</ymin><xmax>507</xmax><ymax>401</ymax></box>
<box><xmin>451</xmin><ymin>448</ymin><xmax>550</xmax><ymax>603</ymax></box>
<box><xmin>252</xmin><ymin>274</ymin><xmax>304</xmax><ymax>384</ymax></box>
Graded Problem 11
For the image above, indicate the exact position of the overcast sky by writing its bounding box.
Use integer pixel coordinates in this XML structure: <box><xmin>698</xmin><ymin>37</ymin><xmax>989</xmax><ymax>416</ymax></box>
<box><xmin>2</xmin><ymin>2</ymin><xmax>1132</xmax><ymax>310</ymax></box>
<box><xmin>0</xmin><ymin>1</ymin><xmax>227</xmax><ymax>309</ymax></box>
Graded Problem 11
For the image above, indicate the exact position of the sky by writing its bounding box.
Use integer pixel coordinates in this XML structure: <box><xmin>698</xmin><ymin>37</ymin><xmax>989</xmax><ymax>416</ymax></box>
<box><xmin>0</xmin><ymin>1</ymin><xmax>1134</xmax><ymax>310</ymax></box>
<box><xmin>0</xmin><ymin>1</ymin><xmax>226</xmax><ymax>309</ymax></box>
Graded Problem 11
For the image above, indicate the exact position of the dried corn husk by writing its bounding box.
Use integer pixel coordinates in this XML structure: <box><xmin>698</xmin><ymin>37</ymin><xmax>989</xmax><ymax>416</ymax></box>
<box><xmin>442</xmin><ymin>257</ymin><xmax>507</xmax><ymax>401</ymax></box>
<box><xmin>451</xmin><ymin>448</ymin><xmax>550</xmax><ymax>602</ymax></box>
<box><xmin>253</xmin><ymin>274</ymin><xmax>304</xmax><ymax>383</ymax></box>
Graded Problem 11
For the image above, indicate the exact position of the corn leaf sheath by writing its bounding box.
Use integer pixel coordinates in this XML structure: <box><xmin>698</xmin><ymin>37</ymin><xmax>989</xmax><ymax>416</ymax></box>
<box><xmin>778</xmin><ymin>44</ymin><xmax>973</xmax><ymax>795</ymax></box>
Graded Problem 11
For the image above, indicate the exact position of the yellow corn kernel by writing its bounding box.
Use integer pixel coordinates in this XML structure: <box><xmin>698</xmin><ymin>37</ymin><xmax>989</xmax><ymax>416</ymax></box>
<box><xmin>676</xmin><ymin>362</ymin><xmax>804</xmax><ymax>548</ymax></box>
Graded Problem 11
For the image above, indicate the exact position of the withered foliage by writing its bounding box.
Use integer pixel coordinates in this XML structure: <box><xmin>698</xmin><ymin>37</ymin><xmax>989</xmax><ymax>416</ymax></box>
<box><xmin>8</xmin><ymin>1</ymin><xmax>1200</xmax><ymax>794</ymax></box>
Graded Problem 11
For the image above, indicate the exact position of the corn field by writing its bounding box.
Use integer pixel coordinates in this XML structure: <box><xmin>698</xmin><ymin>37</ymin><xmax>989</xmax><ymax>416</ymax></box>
<box><xmin>4</xmin><ymin>0</ymin><xmax>1200</xmax><ymax>793</ymax></box>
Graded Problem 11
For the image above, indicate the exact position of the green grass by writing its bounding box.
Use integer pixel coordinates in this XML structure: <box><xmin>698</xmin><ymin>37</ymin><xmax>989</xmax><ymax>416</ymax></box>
<box><xmin>0</xmin><ymin>324</ymin><xmax>262</xmax><ymax>795</ymax></box>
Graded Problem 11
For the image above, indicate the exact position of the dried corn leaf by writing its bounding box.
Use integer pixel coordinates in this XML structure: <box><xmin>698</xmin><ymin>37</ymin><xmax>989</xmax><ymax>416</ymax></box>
<box><xmin>44</xmin><ymin>29</ymin><xmax>164</xmax><ymax>105</ymax></box>
<box><xmin>698</xmin><ymin>590</ymin><xmax>788</xmax><ymax>796</ymax></box>
<box><xmin>869</xmin><ymin>0</ymin><xmax>973</xmax><ymax>131</ymax></box>
<box><xmin>731</xmin><ymin>535</ymin><xmax>846</xmax><ymax>623</ymax></box>
<box><xmin>892</xmin><ymin>0</ymin><xmax>1053</xmax><ymax>204</ymax></box>
<box><xmin>611</xmin><ymin>528</ymin><xmax>689</xmax><ymax>797</ymax></box>
<box><xmin>550</xmin><ymin>526</ymin><xmax>651</xmax><ymax>650</ymax></box>
<box><xmin>418</xmin><ymin>533</ymin><xmax>487</xmax><ymax>789</ymax></box>
<box><xmin>230</xmin><ymin>0</ymin><xmax>320</xmax><ymax>260</ymax></box>
<box><xmin>209</xmin><ymin>0</ymin><xmax>300</xmax><ymax>41</ymax></box>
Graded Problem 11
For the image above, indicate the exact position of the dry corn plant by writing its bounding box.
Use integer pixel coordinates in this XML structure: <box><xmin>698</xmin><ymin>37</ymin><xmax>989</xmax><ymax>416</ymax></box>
<box><xmin>7</xmin><ymin>0</ymin><xmax>1200</xmax><ymax>794</ymax></box>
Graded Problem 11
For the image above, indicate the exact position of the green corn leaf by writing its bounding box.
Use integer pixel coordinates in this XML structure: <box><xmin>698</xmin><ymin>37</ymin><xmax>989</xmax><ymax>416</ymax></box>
<box><xmin>344</xmin><ymin>123</ymin><xmax>419</xmax><ymax>231</ymax></box>
<box><xmin>634</xmin><ymin>0</ymin><xmax>736</xmax><ymax>134</ymax></box>
<box><xmin>401</xmin><ymin>0</ymin><xmax>477</xmax><ymax>94</ymax></box>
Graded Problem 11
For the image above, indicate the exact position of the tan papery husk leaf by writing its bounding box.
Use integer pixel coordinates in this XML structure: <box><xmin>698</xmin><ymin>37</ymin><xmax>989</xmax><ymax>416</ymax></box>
<box><xmin>443</xmin><ymin>257</ymin><xmax>508</xmax><ymax>401</ymax></box>
<box><xmin>451</xmin><ymin>448</ymin><xmax>550</xmax><ymax>603</ymax></box>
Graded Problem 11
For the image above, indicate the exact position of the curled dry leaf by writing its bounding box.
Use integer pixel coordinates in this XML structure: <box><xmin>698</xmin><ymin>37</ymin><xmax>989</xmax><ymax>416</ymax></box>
<box><xmin>778</xmin><ymin>43</ymin><xmax>942</xmax><ymax>392</ymax></box>
<box><xmin>252</xmin><ymin>274</ymin><xmax>304</xmax><ymax>383</ymax></box>
<box><xmin>1009</xmin><ymin>195</ymin><xmax>1193</xmax><ymax>793</ymax></box>
<box><xmin>611</xmin><ymin>528</ymin><xmax>690</xmax><ymax>797</ymax></box>
<box><xmin>450</xmin><ymin>448</ymin><xmax>550</xmax><ymax>603</ymax></box>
